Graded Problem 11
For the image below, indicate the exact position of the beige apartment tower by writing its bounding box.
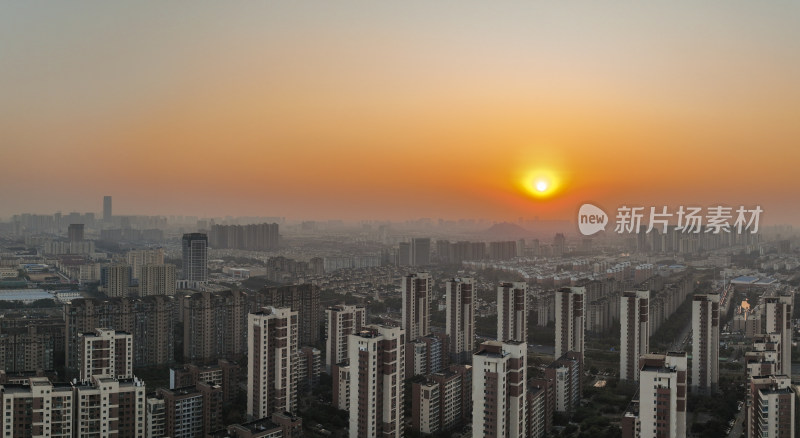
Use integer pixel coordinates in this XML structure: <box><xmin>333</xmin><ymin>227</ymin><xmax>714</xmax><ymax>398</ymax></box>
<box><xmin>620</xmin><ymin>290</ymin><xmax>650</xmax><ymax>381</ymax></box>
<box><xmin>247</xmin><ymin>307</ymin><xmax>299</xmax><ymax>420</ymax></box>
<box><xmin>497</xmin><ymin>282</ymin><xmax>527</xmax><ymax>343</ymax></box>
<box><xmin>446</xmin><ymin>277</ymin><xmax>476</xmax><ymax>363</ymax></box>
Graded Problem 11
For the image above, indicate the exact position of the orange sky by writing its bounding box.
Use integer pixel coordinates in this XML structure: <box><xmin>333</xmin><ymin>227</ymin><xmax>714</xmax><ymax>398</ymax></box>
<box><xmin>2</xmin><ymin>2</ymin><xmax>799</xmax><ymax>223</ymax></box>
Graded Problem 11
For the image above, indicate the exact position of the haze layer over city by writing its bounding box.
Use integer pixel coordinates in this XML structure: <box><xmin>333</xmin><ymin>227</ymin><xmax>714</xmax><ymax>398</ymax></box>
<box><xmin>1</xmin><ymin>2</ymin><xmax>799</xmax><ymax>438</ymax></box>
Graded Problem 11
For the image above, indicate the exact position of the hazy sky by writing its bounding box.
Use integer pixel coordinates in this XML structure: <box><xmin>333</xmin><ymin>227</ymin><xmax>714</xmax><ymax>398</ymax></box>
<box><xmin>2</xmin><ymin>2</ymin><xmax>799</xmax><ymax>223</ymax></box>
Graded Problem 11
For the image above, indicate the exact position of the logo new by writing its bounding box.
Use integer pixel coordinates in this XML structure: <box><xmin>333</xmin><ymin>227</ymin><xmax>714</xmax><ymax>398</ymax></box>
<box><xmin>578</xmin><ymin>204</ymin><xmax>608</xmax><ymax>236</ymax></box>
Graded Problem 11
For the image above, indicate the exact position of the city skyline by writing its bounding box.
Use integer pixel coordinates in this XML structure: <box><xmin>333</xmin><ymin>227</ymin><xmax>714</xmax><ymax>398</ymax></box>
<box><xmin>2</xmin><ymin>2</ymin><xmax>799</xmax><ymax>223</ymax></box>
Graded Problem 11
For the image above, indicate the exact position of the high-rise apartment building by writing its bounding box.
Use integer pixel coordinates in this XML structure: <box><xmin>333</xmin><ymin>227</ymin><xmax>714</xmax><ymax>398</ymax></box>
<box><xmin>446</xmin><ymin>277</ymin><xmax>476</xmax><ymax>363</ymax></box>
<box><xmin>67</xmin><ymin>223</ymin><xmax>84</xmax><ymax>242</ymax></box>
<box><xmin>181</xmin><ymin>290</ymin><xmax>249</xmax><ymax>363</ymax></box>
<box><xmin>103</xmin><ymin>195</ymin><xmax>112</xmax><ymax>222</ymax></box>
<box><xmin>472</xmin><ymin>341</ymin><xmax>527</xmax><ymax>438</ymax></box>
<box><xmin>247</xmin><ymin>307</ymin><xmax>299</xmax><ymax>420</ymax></box>
<box><xmin>405</xmin><ymin>333</ymin><xmax>449</xmax><ymax>378</ymax></box>
<box><xmin>181</xmin><ymin>233</ymin><xmax>208</xmax><ymax>284</ymax></box>
<box><xmin>106</xmin><ymin>264</ymin><xmax>131</xmax><ymax>297</ymax></box>
<box><xmin>139</xmin><ymin>264</ymin><xmax>176</xmax><ymax>296</ymax></box>
<box><xmin>209</xmin><ymin>223</ymin><xmax>280</xmax><ymax>251</ymax></box>
<box><xmin>126</xmin><ymin>248</ymin><xmax>165</xmax><ymax>280</ymax></box>
<box><xmin>691</xmin><ymin>293</ymin><xmax>720</xmax><ymax>393</ymax></box>
<box><xmin>65</xmin><ymin>296</ymin><xmax>175</xmax><ymax>370</ymax></box>
<box><xmin>402</xmin><ymin>272</ymin><xmax>431</xmax><ymax>342</ymax></box>
<box><xmin>764</xmin><ymin>294</ymin><xmax>792</xmax><ymax>375</ymax></box>
<box><xmin>554</xmin><ymin>286</ymin><xmax>585</xmax><ymax>360</ymax></box>
<box><xmin>0</xmin><ymin>315</ymin><xmax>64</xmax><ymax>373</ymax></box>
<box><xmin>347</xmin><ymin>325</ymin><xmax>405</xmax><ymax>438</ymax></box>
<box><xmin>325</xmin><ymin>304</ymin><xmax>366</xmax><ymax>373</ymax></box>
<box><xmin>747</xmin><ymin>374</ymin><xmax>794</xmax><ymax>438</ymax></box>
<box><xmin>411</xmin><ymin>364</ymin><xmax>472</xmax><ymax>435</ymax></box>
<box><xmin>169</xmin><ymin>359</ymin><xmax>240</xmax><ymax>403</ymax></box>
<box><xmin>411</xmin><ymin>237</ymin><xmax>431</xmax><ymax>266</ymax></box>
<box><xmin>497</xmin><ymin>282</ymin><xmax>527</xmax><ymax>343</ymax></box>
<box><xmin>255</xmin><ymin>284</ymin><xmax>321</xmax><ymax>346</ymax></box>
<box><xmin>545</xmin><ymin>351</ymin><xmax>582</xmax><ymax>414</ymax></box>
<box><xmin>0</xmin><ymin>375</ymin><xmax>146</xmax><ymax>437</ymax></box>
<box><xmin>620</xmin><ymin>290</ymin><xmax>650</xmax><ymax>381</ymax></box>
<box><xmin>332</xmin><ymin>362</ymin><xmax>351</xmax><ymax>410</ymax></box>
<box><xmin>623</xmin><ymin>352</ymin><xmax>688</xmax><ymax>438</ymax></box>
<box><xmin>158</xmin><ymin>382</ymin><xmax>223</xmax><ymax>437</ymax></box>
<box><xmin>77</xmin><ymin>328</ymin><xmax>132</xmax><ymax>381</ymax></box>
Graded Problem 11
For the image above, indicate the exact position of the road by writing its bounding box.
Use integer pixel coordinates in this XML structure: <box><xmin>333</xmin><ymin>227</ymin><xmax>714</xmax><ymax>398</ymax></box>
<box><xmin>728</xmin><ymin>405</ymin><xmax>745</xmax><ymax>438</ymax></box>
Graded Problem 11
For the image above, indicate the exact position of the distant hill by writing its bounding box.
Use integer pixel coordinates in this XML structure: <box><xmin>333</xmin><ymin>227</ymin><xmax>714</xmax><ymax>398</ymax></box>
<box><xmin>480</xmin><ymin>222</ymin><xmax>530</xmax><ymax>239</ymax></box>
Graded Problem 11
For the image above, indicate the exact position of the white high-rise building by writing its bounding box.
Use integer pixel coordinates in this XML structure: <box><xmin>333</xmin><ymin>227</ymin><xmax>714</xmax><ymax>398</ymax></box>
<box><xmin>497</xmin><ymin>282</ymin><xmax>527</xmax><ymax>343</ymax></box>
<box><xmin>638</xmin><ymin>352</ymin><xmax>688</xmax><ymax>438</ymax></box>
<box><xmin>472</xmin><ymin>341</ymin><xmax>527</xmax><ymax>438</ymax></box>
<box><xmin>247</xmin><ymin>307</ymin><xmax>299</xmax><ymax>420</ymax></box>
<box><xmin>402</xmin><ymin>272</ymin><xmax>431</xmax><ymax>341</ymax></box>
<box><xmin>78</xmin><ymin>328</ymin><xmax>133</xmax><ymax>381</ymax></box>
<box><xmin>324</xmin><ymin>304</ymin><xmax>366</xmax><ymax>373</ymax></box>
<box><xmin>554</xmin><ymin>286</ymin><xmax>585</xmax><ymax>359</ymax></box>
<box><xmin>446</xmin><ymin>277</ymin><xmax>476</xmax><ymax>363</ymax></box>
<box><xmin>691</xmin><ymin>293</ymin><xmax>720</xmax><ymax>392</ymax></box>
<box><xmin>347</xmin><ymin>325</ymin><xmax>405</xmax><ymax>438</ymax></box>
<box><xmin>620</xmin><ymin>290</ymin><xmax>650</xmax><ymax>381</ymax></box>
<box><xmin>747</xmin><ymin>374</ymin><xmax>794</xmax><ymax>438</ymax></box>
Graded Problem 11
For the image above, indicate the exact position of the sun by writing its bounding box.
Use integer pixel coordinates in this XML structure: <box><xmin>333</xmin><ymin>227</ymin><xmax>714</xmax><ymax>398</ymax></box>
<box><xmin>520</xmin><ymin>168</ymin><xmax>562</xmax><ymax>199</ymax></box>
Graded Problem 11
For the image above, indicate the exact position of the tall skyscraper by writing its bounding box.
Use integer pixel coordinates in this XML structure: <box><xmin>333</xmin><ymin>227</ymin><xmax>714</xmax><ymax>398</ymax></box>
<box><xmin>620</xmin><ymin>290</ymin><xmax>650</xmax><ymax>381</ymax></box>
<box><xmin>638</xmin><ymin>352</ymin><xmax>688</xmax><ymax>438</ymax></box>
<box><xmin>764</xmin><ymin>294</ymin><xmax>792</xmax><ymax>375</ymax></box>
<box><xmin>402</xmin><ymin>272</ymin><xmax>431</xmax><ymax>342</ymax></box>
<box><xmin>554</xmin><ymin>286</ymin><xmax>585</xmax><ymax>360</ymax></box>
<box><xmin>446</xmin><ymin>277</ymin><xmax>476</xmax><ymax>363</ymax></box>
<box><xmin>247</xmin><ymin>307</ymin><xmax>299</xmax><ymax>420</ymax></box>
<box><xmin>691</xmin><ymin>293</ymin><xmax>720</xmax><ymax>393</ymax></box>
<box><xmin>78</xmin><ymin>328</ymin><xmax>133</xmax><ymax>381</ymax></box>
<box><xmin>182</xmin><ymin>233</ymin><xmax>208</xmax><ymax>284</ymax></box>
<box><xmin>103</xmin><ymin>195</ymin><xmax>112</xmax><ymax>222</ymax></box>
<box><xmin>68</xmin><ymin>223</ymin><xmax>84</xmax><ymax>242</ymax></box>
<box><xmin>411</xmin><ymin>237</ymin><xmax>431</xmax><ymax>266</ymax></box>
<box><xmin>497</xmin><ymin>281</ymin><xmax>527</xmax><ymax>343</ymax></box>
<box><xmin>324</xmin><ymin>304</ymin><xmax>366</xmax><ymax>373</ymax></box>
<box><xmin>472</xmin><ymin>341</ymin><xmax>527</xmax><ymax>438</ymax></box>
<box><xmin>348</xmin><ymin>325</ymin><xmax>405</xmax><ymax>438</ymax></box>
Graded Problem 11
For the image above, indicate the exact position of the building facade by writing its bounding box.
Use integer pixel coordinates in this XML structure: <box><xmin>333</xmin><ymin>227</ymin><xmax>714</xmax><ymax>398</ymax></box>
<box><xmin>691</xmin><ymin>293</ymin><xmax>719</xmax><ymax>393</ymax></box>
<box><xmin>247</xmin><ymin>307</ymin><xmax>299</xmax><ymax>420</ymax></box>
<box><xmin>620</xmin><ymin>290</ymin><xmax>650</xmax><ymax>381</ymax></box>
<box><xmin>554</xmin><ymin>286</ymin><xmax>585</xmax><ymax>360</ymax></box>
<box><xmin>472</xmin><ymin>341</ymin><xmax>527</xmax><ymax>438</ymax></box>
<box><xmin>347</xmin><ymin>325</ymin><xmax>405</xmax><ymax>438</ymax></box>
<box><xmin>446</xmin><ymin>277</ymin><xmax>476</xmax><ymax>364</ymax></box>
<box><xmin>325</xmin><ymin>304</ymin><xmax>366</xmax><ymax>373</ymax></box>
<box><xmin>497</xmin><ymin>282</ymin><xmax>527</xmax><ymax>343</ymax></box>
<box><xmin>402</xmin><ymin>272</ymin><xmax>431</xmax><ymax>342</ymax></box>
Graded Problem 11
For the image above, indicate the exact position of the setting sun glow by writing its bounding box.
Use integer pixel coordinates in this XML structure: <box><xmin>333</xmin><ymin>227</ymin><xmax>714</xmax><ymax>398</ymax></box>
<box><xmin>521</xmin><ymin>168</ymin><xmax>562</xmax><ymax>200</ymax></box>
